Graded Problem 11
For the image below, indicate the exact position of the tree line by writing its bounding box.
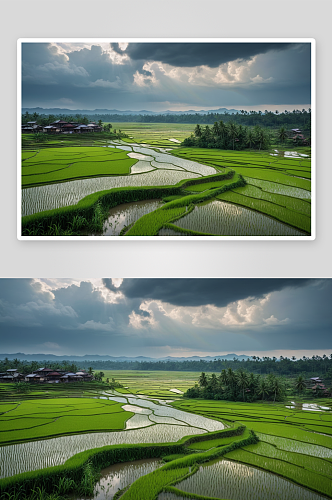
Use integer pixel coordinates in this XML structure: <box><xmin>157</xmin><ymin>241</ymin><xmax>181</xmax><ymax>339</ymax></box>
<box><xmin>2</xmin><ymin>355</ymin><xmax>331</xmax><ymax>378</ymax></box>
<box><xmin>22</xmin><ymin>109</ymin><xmax>311</xmax><ymax>129</ymax></box>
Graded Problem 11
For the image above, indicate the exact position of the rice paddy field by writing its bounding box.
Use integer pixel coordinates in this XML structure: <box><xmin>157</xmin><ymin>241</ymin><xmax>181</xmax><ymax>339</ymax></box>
<box><xmin>21</xmin><ymin>124</ymin><xmax>312</xmax><ymax>237</ymax></box>
<box><xmin>0</xmin><ymin>369</ymin><xmax>331</xmax><ymax>499</ymax></box>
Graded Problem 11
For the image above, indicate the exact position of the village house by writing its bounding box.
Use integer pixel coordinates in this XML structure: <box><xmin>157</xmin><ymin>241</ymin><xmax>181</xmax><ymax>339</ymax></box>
<box><xmin>23</xmin><ymin>119</ymin><xmax>103</xmax><ymax>134</ymax></box>
<box><xmin>0</xmin><ymin>366</ymin><xmax>93</xmax><ymax>383</ymax></box>
<box><xmin>309</xmin><ymin>376</ymin><xmax>330</xmax><ymax>397</ymax></box>
<box><xmin>0</xmin><ymin>369</ymin><xmax>24</xmax><ymax>382</ymax></box>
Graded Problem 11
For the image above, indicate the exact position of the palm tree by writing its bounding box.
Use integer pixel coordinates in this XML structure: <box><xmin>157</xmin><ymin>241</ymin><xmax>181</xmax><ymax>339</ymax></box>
<box><xmin>88</xmin><ymin>366</ymin><xmax>94</xmax><ymax>376</ymax></box>
<box><xmin>258</xmin><ymin>379</ymin><xmax>268</xmax><ymax>401</ymax></box>
<box><xmin>194</xmin><ymin>124</ymin><xmax>202</xmax><ymax>138</ymax></box>
<box><xmin>209</xmin><ymin>373</ymin><xmax>218</xmax><ymax>392</ymax></box>
<box><xmin>219</xmin><ymin>120</ymin><xmax>226</xmax><ymax>140</ymax></box>
<box><xmin>271</xmin><ymin>377</ymin><xmax>283</xmax><ymax>403</ymax></box>
<box><xmin>219</xmin><ymin>369</ymin><xmax>228</xmax><ymax>386</ymax></box>
<box><xmin>295</xmin><ymin>375</ymin><xmax>306</xmax><ymax>395</ymax></box>
<box><xmin>227</xmin><ymin>368</ymin><xmax>236</xmax><ymax>388</ymax></box>
<box><xmin>212</xmin><ymin>121</ymin><xmax>220</xmax><ymax>138</ymax></box>
<box><xmin>228</xmin><ymin>122</ymin><xmax>237</xmax><ymax>150</ymax></box>
<box><xmin>199</xmin><ymin>372</ymin><xmax>208</xmax><ymax>388</ymax></box>
<box><xmin>255</xmin><ymin>126</ymin><xmax>267</xmax><ymax>150</ymax></box>
<box><xmin>246</xmin><ymin>129</ymin><xmax>255</xmax><ymax>150</ymax></box>
<box><xmin>237</xmin><ymin>371</ymin><xmax>249</xmax><ymax>401</ymax></box>
<box><xmin>278</xmin><ymin>126</ymin><xmax>287</xmax><ymax>145</ymax></box>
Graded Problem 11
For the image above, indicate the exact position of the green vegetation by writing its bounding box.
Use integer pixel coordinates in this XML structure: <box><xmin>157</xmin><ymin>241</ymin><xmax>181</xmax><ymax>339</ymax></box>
<box><xmin>1</xmin><ymin>366</ymin><xmax>331</xmax><ymax>499</ymax></box>
<box><xmin>0</xmin><ymin>425</ymin><xmax>247</xmax><ymax>499</ymax></box>
<box><xmin>182</xmin><ymin>122</ymin><xmax>271</xmax><ymax>150</ymax></box>
<box><xmin>23</xmin><ymin>108</ymin><xmax>311</xmax><ymax>130</ymax></box>
<box><xmin>22</xmin><ymin>147</ymin><xmax>137</xmax><ymax>188</ymax></box>
<box><xmin>21</xmin><ymin>171</ymin><xmax>242</xmax><ymax>237</ymax></box>
<box><xmin>17</xmin><ymin>353</ymin><xmax>328</xmax><ymax>378</ymax></box>
<box><xmin>126</xmin><ymin>172</ymin><xmax>245</xmax><ymax>236</ymax></box>
<box><xmin>21</xmin><ymin>122</ymin><xmax>312</xmax><ymax>237</ymax></box>
<box><xmin>172</xmin><ymin>147</ymin><xmax>311</xmax><ymax>235</ymax></box>
<box><xmin>185</xmin><ymin>370</ymin><xmax>286</xmax><ymax>403</ymax></box>
<box><xmin>0</xmin><ymin>398</ymin><xmax>133</xmax><ymax>445</ymax></box>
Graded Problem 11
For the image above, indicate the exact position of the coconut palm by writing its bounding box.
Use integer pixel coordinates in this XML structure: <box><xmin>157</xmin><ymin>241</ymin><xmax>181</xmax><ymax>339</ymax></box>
<box><xmin>270</xmin><ymin>377</ymin><xmax>284</xmax><ymax>403</ymax></box>
<box><xmin>237</xmin><ymin>371</ymin><xmax>249</xmax><ymax>401</ymax></box>
<box><xmin>246</xmin><ymin>129</ymin><xmax>255</xmax><ymax>150</ymax></box>
<box><xmin>212</xmin><ymin>121</ymin><xmax>220</xmax><ymax>138</ymax></box>
<box><xmin>295</xmin><ymin>375</ymin><xmax>306</xmax><ymax>395</ymax></box>
<box><xmin>258</xmin><ymin>379</ymin><xmax>269</xmax><ymax>401</ymax></box>
<box><xmin>199</xmin><ymin>372</ymin><xmax>208</xmax><ymax>388</ymax></box>
<box><xmin>219</xmin><ymin>120</ymin><xmax>227</xmax><ymax>140</ymax></box>
<box><xmin>227</xmin><ymin>367</ymin><xmax>236</xmax><ymax>388</ymax></box>
<box><xmin>278</xmin><ymin>126</ymin><xmax>287</xmax><ymax>145</ymax></box>
<box><xmin>194</xmin><ymin>124</ymin><xmax>202</xmax><ymax>138</ymax></box>
<box><xmin>227</xmin><ymin>122</ymin><xmax>238</xmax><ymax>150</ymax></box>
<box><xmin>209</xmin><ymin>373</ymin><xmax>218</xmax><ymax>392</ymax></box>
<box><xmin>219</xmin><ymin>369</ymin><xmax>228</xmax><ymax>386</ymax></box>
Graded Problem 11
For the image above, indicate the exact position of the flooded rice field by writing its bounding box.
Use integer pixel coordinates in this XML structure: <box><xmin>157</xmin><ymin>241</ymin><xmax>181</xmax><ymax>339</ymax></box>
<box><xmin>0</xmin><ymin>392</ymin><xmax>223</xmax><ymax>478</ymax></box>
<box><xmin>99</xmin><ymin>199</ymin><xmax>163</xmax><ymax>236</ymax></box>
<box><xmin>246</xmin><ymin>177</ymin><xmax>311</xmax><ymax>199</ymax></box>
<box><xmin>158</xmin><ymin>459</ymin><xmax>327</xmax><ymax>500</ymax></box>
<box><xmin>257</xmin><ymin>433</ymin><xmax>332</xmax><ymax>459</ymax></box>
<box><xmin>168</xmin><ymin>200</ymin><xmax>305</xmax><ymax>236</ymax></box>
<box><xmin>74</xmin><ymin>458</ymin><xmax>161</xmax><ymax>500</ymax></box>
<box><xmin>285</xmin><ymin>402</ymin><xmax>331</xmax><ymax>411</ymax></box>
<box><xmin>22</xmin><ymin>140</ymin><xmax>217</xmax><ymax>216</ymax></box>
<box><xmin>0</xmin><ymin>424</ymin><xmax>204</xmax><ymax>478</ymax></box>
<box><xmin>22</xmin><ymin>170</ymin><xmax>199</xmax><ymax>216</ymax></box>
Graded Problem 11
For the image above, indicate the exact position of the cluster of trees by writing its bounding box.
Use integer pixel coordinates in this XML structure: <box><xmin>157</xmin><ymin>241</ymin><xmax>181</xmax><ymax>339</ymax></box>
<box><xmin>22</xmin><ymin>108</ymin><xmax>311</xmax><ymax>130</ymax></box>
<box><xmin>0</xmin><ymin>358</ymin><xmax>79</xmax><ymax>375</ymax></box>
<box><xmin>182</xmin><ymin>122</ymin><xmax>271</xmax><ymax>150</ymax></box>
<box><xmin>2</xmin><ymin>354</ymin><xmax>331</xmax><ymax>380</ymax></box>
<box><xmin>185</xmin><ymin>370</ymin><xmax>322</xmax><ymax>402</ymax></box>
<box><xmin>66</xmin><ymin>354</ymin><xmax>332</xmax><ymax>378</ymax></box>
<box><xmin>186</xmin><ymin>370</ymin><xmax>287</xmax><ymax>402</ymax></box>
<box><xmin>22</xmin><ymin>111</ymin><xmax>104</xmax><ymax>127</ymax></box>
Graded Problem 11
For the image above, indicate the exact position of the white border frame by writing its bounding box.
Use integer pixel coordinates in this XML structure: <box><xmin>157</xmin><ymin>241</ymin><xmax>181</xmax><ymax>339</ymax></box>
<box><xmin>17</xmin><ymin>38</ymin><xmax>316</xmax><ymax>241</ymax></box>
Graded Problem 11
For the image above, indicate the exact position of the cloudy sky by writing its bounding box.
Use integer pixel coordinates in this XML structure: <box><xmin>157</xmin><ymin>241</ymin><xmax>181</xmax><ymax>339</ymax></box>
<box><xmin>0</xmin><ymin>278</ymin><xmax>330</xmax><ymax>358</ymax></box>
<box><xmin>21</xmin><ymin>41</ymin><xmax>311</xmax><ymax>112</ymax></box>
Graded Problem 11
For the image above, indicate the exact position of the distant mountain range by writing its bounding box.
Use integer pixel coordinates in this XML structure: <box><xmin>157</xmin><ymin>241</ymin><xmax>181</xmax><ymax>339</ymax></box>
<box><xmin>22</xmin><ymin>107</ymin><xmax>240</xmax><ymax>116</ymax></box>
<box><xmin>0</xmin><ymin>353</ymin><xmax>251</xmax><ymax>362</ymax></box>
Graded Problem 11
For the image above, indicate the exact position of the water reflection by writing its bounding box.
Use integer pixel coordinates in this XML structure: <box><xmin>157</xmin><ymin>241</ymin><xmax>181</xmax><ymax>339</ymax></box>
<box><xmin>101</xmin><ymin>199</ymin><xmax>163</xmax><ymax>236</ymax></box>
<box><xmin>75</xmin><ymin>458</ymin><xmax>161</xmax><ymax>499</ymax></box>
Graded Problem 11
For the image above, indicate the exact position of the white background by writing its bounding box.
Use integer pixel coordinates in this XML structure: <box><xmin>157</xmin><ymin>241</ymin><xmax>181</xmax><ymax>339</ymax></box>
<box><xmin>0</xmin><ymin>0</ymin><xmax>330</xmax><ymax>278</ymax></box>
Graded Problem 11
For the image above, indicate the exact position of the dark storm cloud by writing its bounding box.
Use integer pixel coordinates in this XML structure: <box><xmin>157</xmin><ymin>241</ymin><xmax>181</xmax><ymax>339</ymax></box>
<box><xmin>21</xmin><ymin>42</ymin><xmax>312</xmax><ymax>110</ymax></box>
<box><xmin>0</xmin><ymin>279</ymin><xmax>331</xmax><ymax>356</ymax></box>
<box><xmin>22</xmin><ymin>43</ymin><xmax>67</xmax><ymax>66</ymax></box>
<box><xmin>0</xmin><ymin>278</ymin><xmax>52</xmax><ymax>305</ymax></box>
<box><xmin>103</xmin><ymin>278</ymin><xmax>313</xmax><ymax>308</ymax></box>
<box><xmin>111</xmin><ymin>43</ymin><xmax>294</xmax><ymax>68</ymax></box>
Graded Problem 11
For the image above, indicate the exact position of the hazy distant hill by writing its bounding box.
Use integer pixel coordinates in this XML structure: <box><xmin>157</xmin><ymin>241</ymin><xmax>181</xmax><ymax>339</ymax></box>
<box><xmin>0</xmin><ymin>352</ymin><xmax>251</xmax><ymax>362</ymax></box>
<box><xmin>22</xmin><ymin>107</ymin><xmax>240</xmax><ymax>116</ymax></box>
